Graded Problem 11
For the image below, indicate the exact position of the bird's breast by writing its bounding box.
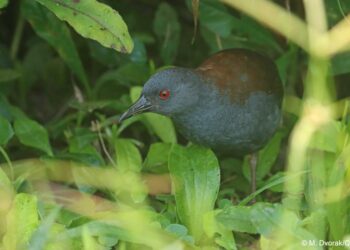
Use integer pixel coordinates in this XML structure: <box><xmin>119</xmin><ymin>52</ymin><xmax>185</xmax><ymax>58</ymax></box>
<box><xmin>172</xmin><ymin>91</ymin><xmax>281</xmax><ymax>155</ymax></box>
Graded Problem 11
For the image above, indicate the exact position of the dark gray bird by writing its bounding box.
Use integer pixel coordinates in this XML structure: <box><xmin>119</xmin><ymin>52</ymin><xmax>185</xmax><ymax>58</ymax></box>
<box><xmin>119</xmin><ymin>48</ymin><xmax>283</xmax><ymax>193</ymax></box>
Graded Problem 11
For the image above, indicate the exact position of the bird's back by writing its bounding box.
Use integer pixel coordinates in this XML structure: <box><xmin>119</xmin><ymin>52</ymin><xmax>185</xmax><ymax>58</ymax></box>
<box><xmin>196</xmin><ymin>48</ymin><xmax>283</xmax><ymax>105</ymax></box>
<box><xmin>174</xmin><ymin>49</ymin><xmax>283</xmax><ymax>155</ymax></box>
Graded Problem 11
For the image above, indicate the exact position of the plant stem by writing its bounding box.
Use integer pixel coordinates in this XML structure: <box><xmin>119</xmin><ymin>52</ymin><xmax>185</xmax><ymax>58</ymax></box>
<box><xmin>0</xmin><ymin>146</ymin><xmax>14</xmax><ymax>181</ymax></box>
<box><xmin>10</xmin><ymin>15</ymin><xmax>25</xmax><ymax>61</ymax></box>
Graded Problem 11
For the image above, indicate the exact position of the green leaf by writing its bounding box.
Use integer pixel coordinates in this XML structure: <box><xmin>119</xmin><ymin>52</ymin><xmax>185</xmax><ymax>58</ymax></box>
<box><xmin>115</xmin><ymin>138</ymin><xmax>142</xmax><ymax>172</ymax></box>
<box><xmin>198</xmin><ymin>0</ymin><xmax>233</xmax><ymax>37</ymax></box>
<box><xmin>309</xmin><ymin>120</ymin><xmax>341</xmax><ymax>152</ymax></box>
<box><xmin>0</xmin><ymin>0</ymin><xmax>8</xmax><ymax>9</ymax></box>
<box><xmin>130</xmin><ymin>87</ymin><xmax>177</xmax><ymax>143</ymax></box>
<box><xmin>169</xmin><ymin>144</ymin><xmax>220</xmax><ymax>241</ymax></box>
<box><xmin>165</xmin><ymin>224</ymin><xmax>194</xmax><ymax>244</ymax></box>
<box><xmin>218</xmin><ymin>202</ymin><xmax>318</xmax><ymax>243</ymax></box>
<box><xmin>153</xmin><ymin>2</ymin><xmax>181</xmax><ymax>64</ymax></box>
<box><xmin>325</xmin><ymin>0</ymin><xmax>350</xmax><ymax>27</ymax></box>
<box><xmin>216</xmin><ymin>206</ymin><xmax>257</xmax><ymax>234</ymax></box>
<box><xmin>203</xmin><ymin>211</ymin><xmax>237</xmax><ymax>250</ymax></box>
<box><xmin>14</xmin><ymin>118</ymin><xmax>53</xmax><ymax>156</ymax></box>
<box><xmin>21</xmin><ymin>0</ymin><xmax>90</xmax><ymax>94</ymax></box>
<box><xmin>3</xmin><ymin>193</ymin><xmax>39</xmax><ymax>250</ymax></box>
<box><xmin>0</xmin><ymin>116</ymin><xmax>13</xmax><ymax>145</ymax></box>
<box><xmin>197</xmin><ymin>0</ymin><xmax>281</xmax><ymax>53</ymax></box>
<box><xmin>250</xmin><ymin>203</ymin><xmax>316</xmax><ymax>241</ymax></box>
<box><xmin>35</xmin><ymin>0</ymin><xmax>133</xmax><ymax>53</ymax></box>
<box><xmin>0</xmin><ymin>69</ymin><xmax>21</xmax><ymax>82</ymax></box>
<box><xmin>96</xmin><ymin>62</ymin><xmax>150</xmax><ymax>89</ymax></box>
<box><xmin>276</xmin><ymin>45</ymin><xmax>298</xmax><ymax>85</ymax></box>
<box><xmin>67</xmin><ymin>128</ymin><xmax>104</xmax><ymax>166</ymax></box>
<box><xmin>143</xmin><ymin>143</ymin><xmax>172</xmax><ymax>173</ymax></box>
<box><xmin>331</xmin><ymin>51</ymin><xmax>350</xmax><ymax>75</ymax></box>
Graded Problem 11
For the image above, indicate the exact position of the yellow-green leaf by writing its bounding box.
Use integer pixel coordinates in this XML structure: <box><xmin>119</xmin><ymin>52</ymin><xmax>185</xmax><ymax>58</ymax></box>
<box><xmin>3</xmin><ymin>193</ymin><xmax>39</xmax><ymax>250</ymax></box>
<box><xmin>169</xmin><ymin>144</ymin><xmax>220</xmax><ymax>242</ymax></box>
<box><xmin>36</xmin><ymin>0</ymin><xmax>133</xmax><ymax>53</ymax></box>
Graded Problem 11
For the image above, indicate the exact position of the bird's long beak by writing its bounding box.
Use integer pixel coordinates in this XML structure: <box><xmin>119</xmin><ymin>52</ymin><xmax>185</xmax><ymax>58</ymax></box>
<box><xmin>119</xmin><ymin>95</ymin><xmax>152</xmax><ymax>123</ymax></box>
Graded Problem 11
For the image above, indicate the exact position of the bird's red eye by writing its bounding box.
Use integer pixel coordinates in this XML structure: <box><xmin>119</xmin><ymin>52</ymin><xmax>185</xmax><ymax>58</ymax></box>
<box><xmin>159</xmin><ymin>89</ymin><xmax>170</xmax><ymax>100</ymax></box>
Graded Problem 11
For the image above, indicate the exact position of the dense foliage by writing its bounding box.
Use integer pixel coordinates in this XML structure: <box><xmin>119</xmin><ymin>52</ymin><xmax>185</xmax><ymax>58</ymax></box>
<box><xmin>0</xmin><ymin>0</ymin><xmax>350</xmax><ymax>249</ymax></box>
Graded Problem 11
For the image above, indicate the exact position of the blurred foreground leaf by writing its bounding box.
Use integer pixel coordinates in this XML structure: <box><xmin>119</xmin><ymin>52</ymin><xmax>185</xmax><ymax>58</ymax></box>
<box><xmin>36</xmin><ymin>0</ymin><xmax>133</xmax><ymax>53</ymax></box>
<box><xmin>3</xmin><ymin>193</ymin><xmax>39</xmax><ymax>249</ymax></box>
<box><xmin>169</xmin><ymin>144</ymin><xmax>220</xmax><ymax>242</ymax></box>
<box><xmin>217</xmin><ymin>203</ymin><xmax>318</xmax><ymax>246</ymax></box>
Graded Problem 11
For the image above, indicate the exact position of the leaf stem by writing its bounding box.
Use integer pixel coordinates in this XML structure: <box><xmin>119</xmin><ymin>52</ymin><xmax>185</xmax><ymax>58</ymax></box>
<box><xmin>10</xmin><ymin>15</ymin><xmax>25</xmax><ymax>61</ymax></box>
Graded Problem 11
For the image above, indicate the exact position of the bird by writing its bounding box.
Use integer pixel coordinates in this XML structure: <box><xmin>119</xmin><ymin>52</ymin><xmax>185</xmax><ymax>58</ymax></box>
<box><xmin>119</xmin><ymin>48</ymin><xmax>283</xmax><ymax>195</ymax></box>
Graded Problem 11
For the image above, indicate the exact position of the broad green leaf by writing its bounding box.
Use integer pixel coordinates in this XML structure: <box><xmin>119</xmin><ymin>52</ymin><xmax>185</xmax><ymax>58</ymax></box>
<box><xmin>21</xmin><ymin>0</ymin><xmax>90</xmax><ymax>94</ymax></box>
<box><xmin>3</xmin><ymin>193</ymin><xmax>39</xmax><ymax>250</ymax></box>
<box><xmin>36</xmin><ymin>0</ymin><xmax>133</xmax><ymax>53</ymax></box>
<box><xmin>250</xmin><ymin>203</ymin><xmax>318</xmax><ymax>244</ymax></box>
<box><xmin>115</xmin><ymin>138</ymin><xmax>142</xmax><ymax>172</ymax></box>
<box><xmin>216</xmin><ymin>206</ymin><xmax>257</xmax><ymax>234</ymax></box>
<box><xmin>198</xmin><ymin>0</ymin><xmax>233</xmax><ymax>37</ymax></box>
<box><xmin>143</xmin><ymin>142</ymin><xmax>172</xmax><ymax>173</ymax></box>
<box><xmin>218</xmin><ymin>203</ymin><xmax>318</xmax><ymax>245</ymax></box>
<box><xmin>0</xmin><ymin>115</ymin><xmax>13</xmax><ymax>145</ymax></box>
<box><xmin>197</xmin><ymin>0</ymin><xmax>281</xmax><ymax>53</ymax></box>
<box><xmin>169</xmin><ymin>144</ymin><xmax>220</xmax><ymax>241</ymax></box>
<box><xmin>153</xmin><ymin>3</ymin><xmax>181</xmax><ymax>64</ymax></box>
<box><xmin>14</xmin><ymin>118</ymin><xmax>53</xmax><ymax>156</ymax></box>
<box><xmin>203</xmin><ymin>211</ymin><xmax>237</xmax><ymax>250</ymax></box>
<box><xmin>130</xmin><ymin>87</ymin><xmax>177</xmax><ymax>143</ymax></box>
<box><xmin>0</xmin><ymin>0</ymin><xmax>8</xmax><ymax>9</ymax></box>
<box><xmin>0</xmin><ymin>69</ymin><xmax>21</xmax><ymax>82</ymax></box>
<box><xmin>165</xmin><ymin>224</ymin><xmax>194</xmax><ymax>244</ymax></box>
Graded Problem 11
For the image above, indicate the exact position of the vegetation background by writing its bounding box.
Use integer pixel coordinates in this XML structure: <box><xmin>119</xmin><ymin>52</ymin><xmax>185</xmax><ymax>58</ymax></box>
<box><xmin>0</xmin><ymin>0</ymin><xmax>349</xmax><ymax>249</ymax></box>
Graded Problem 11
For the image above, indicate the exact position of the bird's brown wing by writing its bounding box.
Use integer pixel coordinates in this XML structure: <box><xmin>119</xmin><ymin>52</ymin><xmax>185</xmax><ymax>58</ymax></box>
<box><xmin>196</xmin><ymin>49</ymin><xmax>283</xmax><ymax>104</ymax></box>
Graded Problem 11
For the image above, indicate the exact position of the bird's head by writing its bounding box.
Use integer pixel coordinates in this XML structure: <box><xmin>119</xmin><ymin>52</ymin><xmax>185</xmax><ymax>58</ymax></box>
<box><xmin>119</xmin><ymin>67</ymin><xmax>201</xmax><ymax>122</ymax></box>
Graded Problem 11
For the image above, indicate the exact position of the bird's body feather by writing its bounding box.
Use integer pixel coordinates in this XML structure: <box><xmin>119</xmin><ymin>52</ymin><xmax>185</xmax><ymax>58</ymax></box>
<box><xmin>120</xmin><ymin>48</ymin><xmax>283</xmax><ymax>156</ymax></box>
